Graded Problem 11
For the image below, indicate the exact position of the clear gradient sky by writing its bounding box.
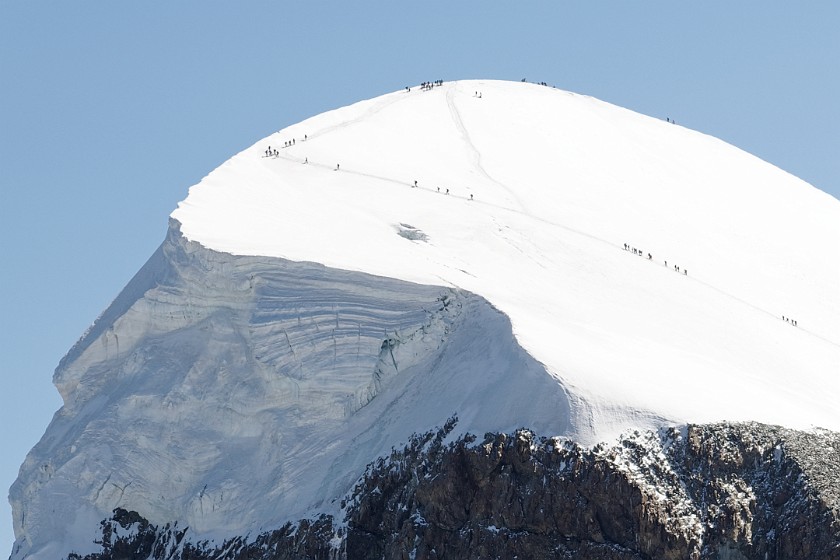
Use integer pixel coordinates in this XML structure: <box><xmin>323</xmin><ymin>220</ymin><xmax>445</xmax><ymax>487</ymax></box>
<box><xmin>1</xmin><ymin>2</ymin><xmax>838</xmax><ymax>555</ymax></box>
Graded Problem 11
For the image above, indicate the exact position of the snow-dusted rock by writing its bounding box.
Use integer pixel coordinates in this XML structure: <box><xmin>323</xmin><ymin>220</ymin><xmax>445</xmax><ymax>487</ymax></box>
<box><xmin>44</xmin><ymin>422</ymin><xmax>840</xmax><ymax>560</ymax></box>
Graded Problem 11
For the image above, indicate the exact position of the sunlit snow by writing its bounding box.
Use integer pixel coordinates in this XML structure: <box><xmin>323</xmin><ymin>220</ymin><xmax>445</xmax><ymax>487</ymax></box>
<box><xmin>175</xmin><ymin>79</ymin><xmax>840</xmax><ymax>434</ymax></box>
<box><xmin>11</xmin><ymin>79</ymin><xmax>840</xmax><ymax>560</ymax></box>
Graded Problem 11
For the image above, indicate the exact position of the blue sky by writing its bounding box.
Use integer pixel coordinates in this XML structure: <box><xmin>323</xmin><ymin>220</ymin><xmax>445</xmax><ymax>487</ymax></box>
<box><xmin>1</xmin><ymin>2</ymin><xmax>838</xmax><ymax>555</ymax></box>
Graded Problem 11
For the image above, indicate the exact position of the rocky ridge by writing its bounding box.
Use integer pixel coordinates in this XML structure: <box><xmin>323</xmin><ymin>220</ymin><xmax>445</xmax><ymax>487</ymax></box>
<box><xmin>65</xmin><ymin>420</ymin><xmax>840</xmax><ymax>560</ymax></box>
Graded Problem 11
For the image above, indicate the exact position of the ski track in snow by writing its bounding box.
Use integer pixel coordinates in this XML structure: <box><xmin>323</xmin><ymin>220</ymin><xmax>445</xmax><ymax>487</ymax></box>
<box><xmin>301</xmin><ymin>89</ymin><xmax>408</xmax><ymax>143</ymax></box>
<box><xmin>444</xmin><ymin>83</ymin><xmax>529</xmax><ymax>213</ymax></box>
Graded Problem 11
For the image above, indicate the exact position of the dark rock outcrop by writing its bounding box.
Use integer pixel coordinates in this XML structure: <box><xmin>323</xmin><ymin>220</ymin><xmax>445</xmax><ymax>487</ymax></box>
<box><xmin>65</xmin><ymin>421</ymin><xmax>840</xmax><ymax>560</ymax></box>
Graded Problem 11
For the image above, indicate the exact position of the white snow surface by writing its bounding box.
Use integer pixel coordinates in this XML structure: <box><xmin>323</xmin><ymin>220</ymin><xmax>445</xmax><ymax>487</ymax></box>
<box><xmin>174</xmin><ymin>79</ymin><xmax>840</xmax><ymax>431</ymax></box>
<box><xmin>10</xmin><ymin>80</ymin><xmax>840</xmax><ymax>559</ymax></box>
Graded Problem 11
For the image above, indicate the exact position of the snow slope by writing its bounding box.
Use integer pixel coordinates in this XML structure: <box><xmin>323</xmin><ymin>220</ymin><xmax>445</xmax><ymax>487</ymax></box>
<box><xmin>174</xmin><ymin>79</ymin><xmax>840</xmax><ymax>432</ymax></box>
<box><xmin>10</xmin><ymin>79</ymin><xmax>840</xmax><ymax>559</ymax></box>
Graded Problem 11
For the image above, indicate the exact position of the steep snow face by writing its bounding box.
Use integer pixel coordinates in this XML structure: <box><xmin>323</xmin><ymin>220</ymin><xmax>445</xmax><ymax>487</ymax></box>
<box><xmin>10</xmin><ymin>79</ymin><xmax>840</xmax><ymax>559</ymax></box>
<box><xmin>10</xmin><ymin>226</ymin><xmax>572</xmax><ymax>560</ymax></box>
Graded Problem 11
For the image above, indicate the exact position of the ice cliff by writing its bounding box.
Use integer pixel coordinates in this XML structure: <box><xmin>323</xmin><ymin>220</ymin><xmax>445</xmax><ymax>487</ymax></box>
<box><xmin>10</xmin><ymin>223</ymin><xmax>574</xmax><ymax>559</ymax></box>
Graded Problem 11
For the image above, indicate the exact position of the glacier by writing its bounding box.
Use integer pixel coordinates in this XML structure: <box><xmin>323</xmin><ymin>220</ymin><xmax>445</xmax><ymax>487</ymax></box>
<box><xmin>11</xmin><ymin>223</ymin><xmax>575</xmax><ymax>559</ymax></box>
<box><xmin>9</xmin><ymin>79</ymin><xmax>840</xmax><ymax>559</ymax></box>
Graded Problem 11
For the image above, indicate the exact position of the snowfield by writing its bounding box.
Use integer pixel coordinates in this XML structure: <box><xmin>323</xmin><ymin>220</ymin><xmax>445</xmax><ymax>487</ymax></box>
<box><xmin>9</xmin><ymin>79</ymin><xmax>840</xmax><ymax>560</ymax></box>
<box><xmin>173</xmin><ymin>79</ymin><xmax>840</xmax><ymax>433</ymax></box>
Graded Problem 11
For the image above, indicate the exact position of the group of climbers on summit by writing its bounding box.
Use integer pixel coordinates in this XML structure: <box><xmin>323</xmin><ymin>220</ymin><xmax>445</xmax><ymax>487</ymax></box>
<box><xmin>406</xmin><ymin>80</ymin><xmax>444</xmax><ymax>92</ymax></box>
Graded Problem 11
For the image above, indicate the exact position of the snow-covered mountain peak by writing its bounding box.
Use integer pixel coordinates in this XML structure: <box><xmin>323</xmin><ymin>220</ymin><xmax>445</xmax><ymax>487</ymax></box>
<box><xmin>11</xmin><ymin>79</ymin><xmax>840</xmax><ymax>560</ymax></box>
<box><xmin>172</xmin><ymin>78</ymin><xmax>839</xmax><ymax>434</ymax></box>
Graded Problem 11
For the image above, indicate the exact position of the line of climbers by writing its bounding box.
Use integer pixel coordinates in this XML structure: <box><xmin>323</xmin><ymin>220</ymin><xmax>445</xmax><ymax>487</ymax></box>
<box><xmin>624</xmin><ymin>242</ymin><xmax>802</xmax><ymax>327</ymax></box>
<box><xmin>414</xmin><ymin>180</ymin><xmax>473</xmax><ymax>200</ymax></box>
<box><xmin>262</xmin><ymin>140</ymin><xmax>479</xmax><ymax>200</ymax></box>
<box><xmin>623</xmin><ymin>243</ymin><xmax>687</xmax><ymax>276</ymax></box>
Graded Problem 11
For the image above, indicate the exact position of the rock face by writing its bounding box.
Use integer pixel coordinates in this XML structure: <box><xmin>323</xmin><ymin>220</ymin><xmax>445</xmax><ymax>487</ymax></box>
<box><xmin>67</xmin><ymin>421</ymin><xmax>840</xmax><ymax>560</ymax></box>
